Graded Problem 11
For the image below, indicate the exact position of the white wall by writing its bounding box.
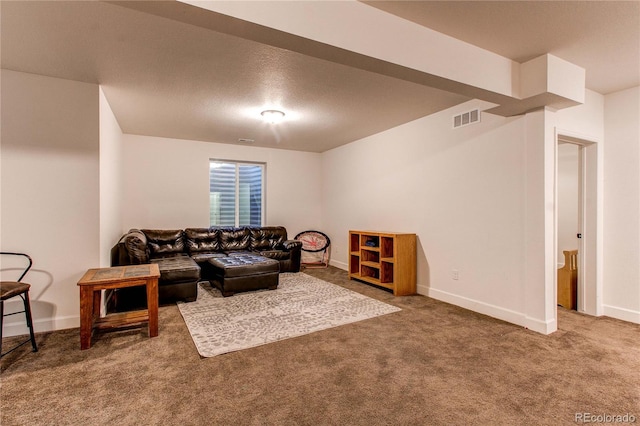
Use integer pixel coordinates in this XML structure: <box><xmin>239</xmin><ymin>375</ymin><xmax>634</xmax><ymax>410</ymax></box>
<box><xmin>321</xmin><ymin>92</ymin><xmax>614</xmax><ymax>333</ymax></box>
<box><xmin>99</xmin><ymin>87</ymin><xmax>124</xmax><ymax>267</ymax></box>
<box><xmin>553</xmin><ymin>90</ymin><xmax>605</xmax><ymax>273</ymax></box>
<box><xmin>557</xmin><ymin>143</ymin><xmax>579</xmax><ymax>266</ymax></box>
<box><xmin>321</xmin><ymin>100</ymin><xmax>547</xmax><ymax>329</ymax></box>
<box><xmin>1</xmin><ymin>70</ymin><xmax>100</xmax><ymax>336</ymax></box>
<box><xmin>603</xmin><ymin>86</ymin><xmax>640</xmax><ymax>323</ymax></box>
<box><xmin>552</xmin><ymin>89</ymin><xmax>605</xmax><ymax>317</ymax></box>
<box><xmin>555</xmin><ymin>89</ymin><xmax>605</xmax><ymax>140</ymax></box>
<box><xmin>2</xmin><ymin>67</ymin><xmax>635</xmax><ymax>339</ymax></box>
<box><xmin>0</xmin><ymin>71</ymin><xmax>321</xmax><ymax>336</ymax></box>
<box><xmin>121</xmin><ymin>134</ymin><xmax>323</xmax><ymax>239</ymax></box>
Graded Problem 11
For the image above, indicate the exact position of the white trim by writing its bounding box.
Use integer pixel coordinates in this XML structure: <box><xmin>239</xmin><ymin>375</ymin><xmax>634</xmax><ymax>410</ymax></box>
<box><xmin>602</xmin><ymin>305</ymin><xmax>640</xmax><ymax>324</ymax></box>
<box><xmin>3</xmin><ymin>315</ymin><xmax>79</xmax><ymax>337</ymax></box>
<box><xmin>234</xmin><ymin>165</ymin><xmax>240</xmax><ymax>225</ymax></box>
<box><xmin>554</xmin><ymin>128</ymin><xmax>603</xmax><ymax>320</ymax></box>
<box><xmin>421</xmin><ymin>286</ymin><xmax>557</xmax><ymax>335</ymax></box>
<box><xmin>329</xmin><ymin>259</ymin><xmax>348</xmax><ymax>270</ymax></box>
<box><xmin>209</xmin><ymin>159</ymin><xmax>266</xmax><ymax>227</ymax></box>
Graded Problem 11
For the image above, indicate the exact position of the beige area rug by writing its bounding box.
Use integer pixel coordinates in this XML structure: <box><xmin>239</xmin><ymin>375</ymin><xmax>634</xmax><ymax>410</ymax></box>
<box><xmin>177</xmin><ymin>272</ymin><xmax>401</xmax><ymax>357</ymax></box>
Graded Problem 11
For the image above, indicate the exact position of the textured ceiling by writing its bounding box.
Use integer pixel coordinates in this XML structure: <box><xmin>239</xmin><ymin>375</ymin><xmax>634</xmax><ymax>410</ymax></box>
<box><xmin>365</xmin><ymin>0</ymin><xmax>640</xmax><ymax>95</ymax></box>
<box><xmin>1</xmin><ymin>1</ymin><xmax>638</xmax><ymax>153</ymax></box>
<box><xmin>0</xmin><ymin>1</ymin><xmax>467</xmax><ymax>153</ymax></box>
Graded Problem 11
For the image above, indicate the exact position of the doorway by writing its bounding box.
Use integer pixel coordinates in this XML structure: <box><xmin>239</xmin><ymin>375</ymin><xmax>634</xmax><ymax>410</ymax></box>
<box><xmin>555</xmin><ymin>131</ymin><xmax>601</xmax><ymax>318</ymax></box>
<box><xmin>557</xmin><ymin>142</ymin><xmax>579</xmax><ymax>310</ymax></box>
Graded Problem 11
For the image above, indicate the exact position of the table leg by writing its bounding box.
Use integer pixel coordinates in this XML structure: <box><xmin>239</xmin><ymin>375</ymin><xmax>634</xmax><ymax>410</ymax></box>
<box><xmin>93</xmin><ymin>289</ymin><xmax>101</xmax><ymax>320</ymax></box>
<box><xmin>79</xmin><ymin>286</ymin><xmax>95</xmax><ymax>350</ymax></box>
<box><xmin>146</xmin><ymin>278</ymin><xmax>159</xmax><ymax>338</ymax></box>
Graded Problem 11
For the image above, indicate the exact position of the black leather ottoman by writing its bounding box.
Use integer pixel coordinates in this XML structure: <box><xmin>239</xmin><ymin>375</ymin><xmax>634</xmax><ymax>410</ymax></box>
<box><xmin>208</xmin><ymin>254</ymin><xmax>279</xmax><ymax>297</ymax></box>
<box><xmin>112</xmin><ymin>255</ymin><xmax>200</xmax><ymax>311</ymax></box>
<box><xmin>151</xmin><ymin>255</ymin><xmax>200</xmax><ymax>302</ymax></box>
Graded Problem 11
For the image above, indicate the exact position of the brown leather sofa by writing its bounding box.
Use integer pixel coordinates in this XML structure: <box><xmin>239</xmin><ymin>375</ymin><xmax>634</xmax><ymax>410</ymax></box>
<box><xmin>110</xmin><ymin>226</ymin><xmax>302</xmax><ymax>305</ymax></box>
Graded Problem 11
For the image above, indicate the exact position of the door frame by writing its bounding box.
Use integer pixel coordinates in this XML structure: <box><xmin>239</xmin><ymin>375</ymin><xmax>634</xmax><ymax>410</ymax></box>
<box><xmin>555</xmin><ymin>129</ymin><xmax>602</xmax><ymax>317</ymax></box>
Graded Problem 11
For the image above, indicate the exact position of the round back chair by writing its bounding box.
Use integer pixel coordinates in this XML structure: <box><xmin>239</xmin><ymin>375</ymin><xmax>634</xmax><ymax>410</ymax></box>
<box><xmin>294</xmin><ymin>231</ymin><xmax>331</xmax><ymax>269</ymax></box>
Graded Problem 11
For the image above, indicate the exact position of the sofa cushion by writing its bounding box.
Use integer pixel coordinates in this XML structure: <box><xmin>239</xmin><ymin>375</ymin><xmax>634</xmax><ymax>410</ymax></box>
<box><xmin>225</xmin><ymin>250</ymin><xmax>254</xmax><ymax>257</ymax></box>
<box><xmin>123</xmin><ymin>229</ymin><xmax>149</xmax><ymax>264</ymax></box>
<box><xmin>250</xmin><ymin>227</ymin><xmax>287</xmax><ymax>251</ymax></box>
<box><xmin>190</xmin><ymin>252</ymin><xmax>227</xmax><ymax>263</ymax></box>
<box><xmin>185</xmin><ymin>228</ymin><xmax>220</xmax><ymax>253</ymax></box>
<box><xmin>218</xmin><ymin>227</ymin><xmax>251</xmax><ymax>251</ymax></box>
<box><xmin>143</xmin><ymin>229</ymin><xmax>185</xmax><ymax>258</ymax></box>
<box><xmin>151</xmin><ymin>255</ymin><xmax>200</xmax><ymax>283</ymax></box>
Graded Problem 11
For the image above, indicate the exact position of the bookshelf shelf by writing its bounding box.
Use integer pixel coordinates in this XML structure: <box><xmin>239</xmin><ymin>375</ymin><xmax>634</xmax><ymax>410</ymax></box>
<box><xmin>348</xmin><ymin>230</ymin><xmax>416</xmax><ymax>296</ymax></box>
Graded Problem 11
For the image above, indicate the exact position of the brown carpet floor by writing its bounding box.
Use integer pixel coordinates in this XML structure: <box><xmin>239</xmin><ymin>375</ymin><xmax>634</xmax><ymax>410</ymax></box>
<box><xmin>1</xmin><ymin>267</ymin><xmax>638</xmax><ymax>425</ymax></box>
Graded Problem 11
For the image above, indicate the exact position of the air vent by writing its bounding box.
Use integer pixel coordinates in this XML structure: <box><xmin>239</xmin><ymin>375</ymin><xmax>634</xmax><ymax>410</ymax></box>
<box><xmin>237</xmin><ymin>138</ymin><xmax>255</xmax><ymax>143</ymax></box>
<box><xmin>453</xmin><ymin>109</ymin><xmax>480</xmax><ymax>129</ymax></box>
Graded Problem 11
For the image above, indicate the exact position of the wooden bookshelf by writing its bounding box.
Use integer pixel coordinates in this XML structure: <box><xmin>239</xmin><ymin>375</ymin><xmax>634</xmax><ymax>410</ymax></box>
<box><xmin>348</xmin><ymin>230</ymin><xmax>416</xmax><ymax>296</ymax></box>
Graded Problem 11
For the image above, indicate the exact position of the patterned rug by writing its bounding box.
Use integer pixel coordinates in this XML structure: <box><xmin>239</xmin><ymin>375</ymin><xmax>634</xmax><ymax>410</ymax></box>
<box><xmin>177</xmin><ymin>272</ymin><xmax>401</xmax><ymax>357</ymax></box>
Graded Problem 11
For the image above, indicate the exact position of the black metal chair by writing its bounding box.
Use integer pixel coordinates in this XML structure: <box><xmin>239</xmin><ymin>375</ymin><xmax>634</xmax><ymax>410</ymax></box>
<box><xmin>1</xmin><ymin>252</ymin><xmax>38</xmax><ymax>358</ymax></box>
<box><xmin>295</xmin><ymin>230</ymin><xmax>331</xmax><ymax>269</ymax></box>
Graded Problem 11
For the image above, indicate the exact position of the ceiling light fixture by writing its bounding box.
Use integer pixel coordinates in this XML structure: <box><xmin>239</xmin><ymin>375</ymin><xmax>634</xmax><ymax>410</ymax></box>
<box><xmin>261</xmin><ymin>109</ymin><xmax>285</xmax><ymax>124</ymax></box>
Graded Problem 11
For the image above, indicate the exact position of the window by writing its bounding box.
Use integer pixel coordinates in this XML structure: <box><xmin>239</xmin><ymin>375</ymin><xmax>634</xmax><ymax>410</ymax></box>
<box><xmin>209</xmin><ymin>160</ymin><xmax>265</xmax><ymax>227</ymax></box>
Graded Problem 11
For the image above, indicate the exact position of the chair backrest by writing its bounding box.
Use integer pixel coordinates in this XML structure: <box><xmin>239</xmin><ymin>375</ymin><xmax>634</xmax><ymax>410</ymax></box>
<box><xmin>0</xmin><ymin>252</ymin><xmax>33</xmax><ymax>282</ymax></box>
<box><xmin>563</xmin><ymin>250</ymin><xmax>577</xmax><ymax>271</ymax></box>
<box><xmin>295</xmin><ymin>231</ymin><xmax>331</xmax><ymax>252</ymax></box>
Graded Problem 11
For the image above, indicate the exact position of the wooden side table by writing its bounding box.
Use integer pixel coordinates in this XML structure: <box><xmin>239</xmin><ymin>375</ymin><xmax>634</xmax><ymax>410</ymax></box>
<box><xmin>77</xmin><ymin>264</ymin><xmax>160</xmax><ymax>350</ymax></box>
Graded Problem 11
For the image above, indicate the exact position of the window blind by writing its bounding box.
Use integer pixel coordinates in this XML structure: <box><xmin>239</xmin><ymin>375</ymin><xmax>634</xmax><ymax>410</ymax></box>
<box><xmin>210</xmin><ymin>161</ymin><xmax>264</xmax><ymax>227</ymax></box>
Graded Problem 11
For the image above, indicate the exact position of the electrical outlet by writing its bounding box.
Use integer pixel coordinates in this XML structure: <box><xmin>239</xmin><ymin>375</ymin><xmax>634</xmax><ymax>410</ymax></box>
<box><xmin>451</xmin><ymin>269</ymin><xmax>459</xmax><ymax>280</ymax></box>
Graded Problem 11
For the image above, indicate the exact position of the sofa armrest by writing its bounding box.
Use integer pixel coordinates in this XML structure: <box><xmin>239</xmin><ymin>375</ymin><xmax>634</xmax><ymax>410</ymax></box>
<box><xmin>126</xmin><ymin>230</ymin><xmax>150</xmax><ymax>264</ymax></box>
<box><xmin>282</xmin><ymin>240</ymin><xmax>302</xmax><ymax>251</ymax></box>
<box><xmin>279</xmin><ymin>240</ymin><xmax>302</xmax><ymax>272</ymax></box>
<box><xmin>111</xmin><ymin>229</ymin><xmax>150</xmax><ymax>266</ymax></box>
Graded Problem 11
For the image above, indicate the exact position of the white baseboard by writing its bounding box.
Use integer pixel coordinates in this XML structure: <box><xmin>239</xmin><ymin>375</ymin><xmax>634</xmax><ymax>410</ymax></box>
<box><xmin>329</xmin><ymin>259</ymin><xmax>348</xmax><ymax>270</ymax></box>
<box><xmin>602</xmin><ymin>304</ymin><xmax>640</xmax><ymax>324</ymax></box>
<box><xmin>419</xmin><ymin>284</ymin><xmax>556</xmax><ymax>335</ymax></box>
<box><xmin>526</xmin><ymin>316</ymin><xmax>557</xmax><ymax>335</ymax></box>
<box><xmin>3</xmin><ymin>315</ymin><xmax>79</xmax><ymax>337</ymax></box>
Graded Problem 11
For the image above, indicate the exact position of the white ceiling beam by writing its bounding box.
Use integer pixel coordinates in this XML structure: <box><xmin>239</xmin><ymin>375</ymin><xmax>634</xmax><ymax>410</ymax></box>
<box><xmin>117</xmin><ymin>0</ymin><xmax>585</xmax><ymax>116</ymax></box>
<box><xmin>181</xmin><ymin>0</ymin><xmax>519</xmax><ymax>99</ymax></box>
